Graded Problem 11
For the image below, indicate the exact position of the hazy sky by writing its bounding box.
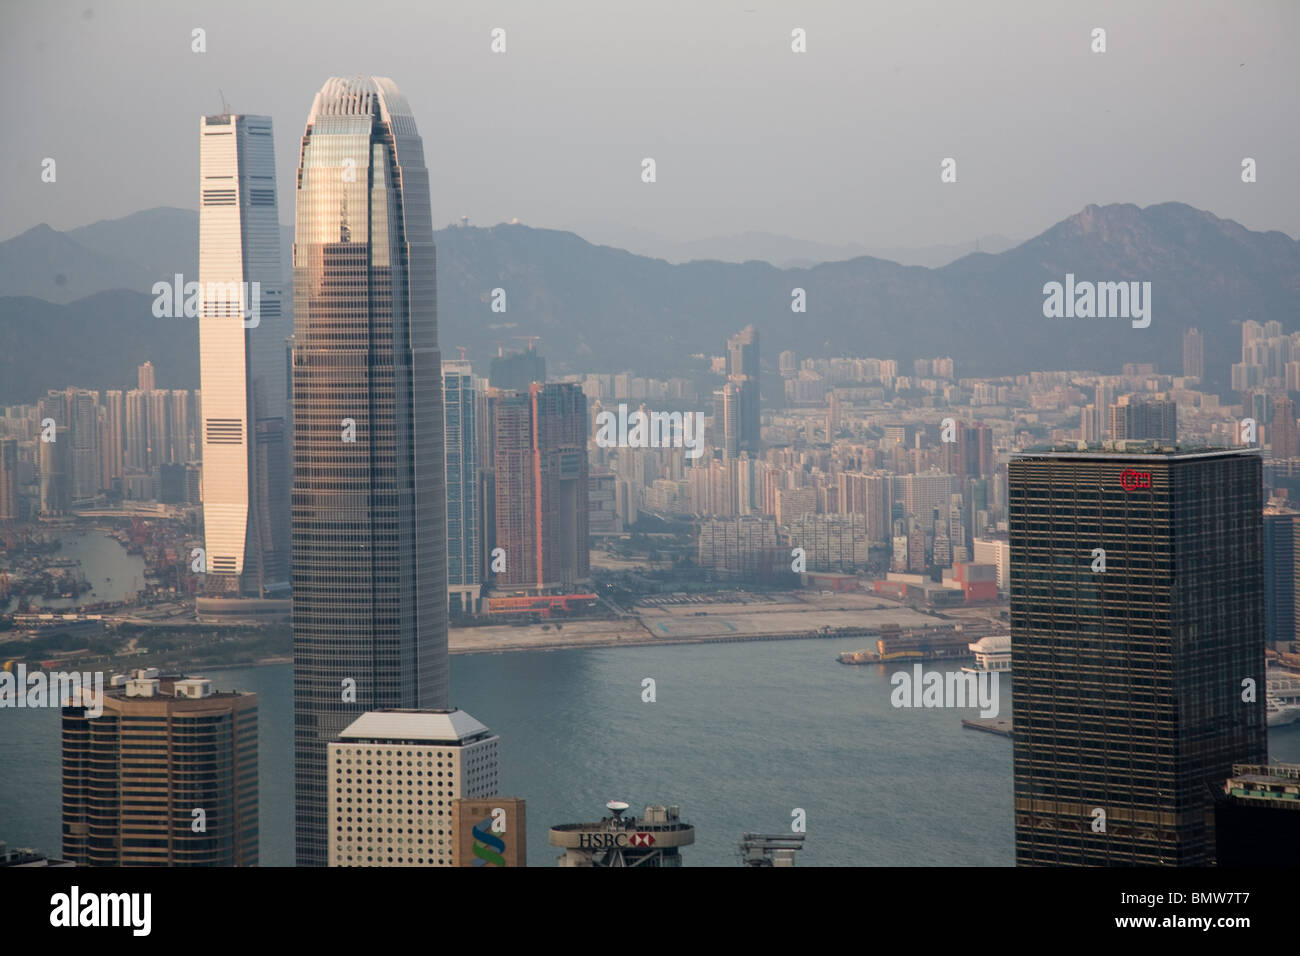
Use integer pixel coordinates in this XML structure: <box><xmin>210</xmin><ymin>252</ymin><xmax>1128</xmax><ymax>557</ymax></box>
<box><xmin>2</xmin><ymin>0</ymin><xmax>1297</xmax><ymax>247</ymax></box>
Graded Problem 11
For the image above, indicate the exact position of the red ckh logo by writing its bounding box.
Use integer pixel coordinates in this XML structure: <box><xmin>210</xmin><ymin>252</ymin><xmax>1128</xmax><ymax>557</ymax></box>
<box><xmin>629</xmin><ymin>832</ymin><xmax>656</xmax><ymax>847</ymax></box>
<box><xmin>1119</xmin><ymin>469</ymin><xmax>1151</xmax><ymax>491</ymax></box>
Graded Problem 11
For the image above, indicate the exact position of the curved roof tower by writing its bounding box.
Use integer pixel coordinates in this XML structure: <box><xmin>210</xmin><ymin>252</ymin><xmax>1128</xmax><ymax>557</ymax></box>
<box><xmin>291</xmin><ymin>75</ymin><xmax>447</xmax><ymax>866</ymax></box>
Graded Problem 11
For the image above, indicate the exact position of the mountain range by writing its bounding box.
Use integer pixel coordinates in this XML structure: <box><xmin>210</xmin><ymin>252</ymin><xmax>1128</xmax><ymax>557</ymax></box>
<box><xmin>1</xmin><ymin>202</ymin><xmax>1297</xmax><ymax>404</ymax></box>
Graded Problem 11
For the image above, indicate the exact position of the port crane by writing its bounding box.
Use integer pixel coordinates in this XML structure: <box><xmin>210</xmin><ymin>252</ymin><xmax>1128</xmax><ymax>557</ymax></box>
<box><xmin>738</xmin><ymin>833</ymin><xmax>806</xmax><ymax>866</ymax></box>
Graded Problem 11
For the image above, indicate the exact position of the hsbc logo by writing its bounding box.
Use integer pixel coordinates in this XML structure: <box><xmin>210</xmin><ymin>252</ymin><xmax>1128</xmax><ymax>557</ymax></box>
<box><xmin>1119</xmin><ymin>469</ymin><xmax>1152</xmax><ymax>491</ymax></box>
<box><xmin>577</xmin><ymin>831</ymin><xmax>656</xmax><ymax>849</ymax></box>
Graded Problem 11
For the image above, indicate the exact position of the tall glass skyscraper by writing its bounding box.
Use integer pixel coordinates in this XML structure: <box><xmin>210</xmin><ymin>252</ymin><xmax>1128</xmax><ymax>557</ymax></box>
<box><xmin>198</xmin><ymin>112</ymin><xmax>291</xmax><ymax>597</ymax></box>
<box><xmin>443</xmin><ymin>360</ymin><xmax>481</xmax><ymax>615</ymax></box>
<box><xmin>292</xmin><ymin>77</ymin><xmax>448</xmax><ymax>866</ymax></box>
<box><xmin>1009</xmin><ymin>445</ymin><xmax>1266</xmax><ymax>866</ymax></box>
<box><xmin>726</xmin><ymin>325</ymin><xmax>760</xmax><ymax>455</ymax></box>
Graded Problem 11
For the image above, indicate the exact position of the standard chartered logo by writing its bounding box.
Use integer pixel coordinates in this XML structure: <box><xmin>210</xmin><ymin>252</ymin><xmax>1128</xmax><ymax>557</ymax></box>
<box><xmin>471</xmin><ymin>816</ymin><xmax>505</xmax><ymax>866</ymax></box>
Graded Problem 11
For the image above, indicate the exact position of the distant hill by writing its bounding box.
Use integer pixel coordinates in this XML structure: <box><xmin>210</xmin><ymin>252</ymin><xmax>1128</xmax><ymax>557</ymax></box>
<box><xmin>1</xmin><ymin>202</ymin><xmax>1297</xmax><ymax>399</ymax></box>
<box><xmin>0</xmin><ymin>224</ymin><xmax>153</xmax><ymax>305</ymax></box>
<box><xmin>1</xmin><ymin>207</ymin><xmax>294</xmax><ymax>313</ymax></box>
<box><xmin>433</xmin><ymin>203</ymin><xmax>1299</xmax><ymax>388</ymax></box>
<box><xmin>563</xmin><ymin>224</ymin><xmax>1019</xmax><ymax>268</ymax></box>
<box><xmin>0</xmin><ymin>291</ymin><xmax>198</xmax><ymax>403</ymax></box>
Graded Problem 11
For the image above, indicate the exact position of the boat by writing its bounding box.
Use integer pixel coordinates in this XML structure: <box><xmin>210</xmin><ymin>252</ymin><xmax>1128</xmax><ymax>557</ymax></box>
<box><xmin>1267</xmin><ymin>675</ymin><xmax>1300</xmax><ymax>728</ymax></box>
<box><xmin>1267</xmin><ymin>698</ymin><xmax>1300</xmax><ymax>728</ymax></box>
<box><xmin>961</xmin><ymin>634</ymin><xmax>1012</xmax><ymax>674</ymax></box>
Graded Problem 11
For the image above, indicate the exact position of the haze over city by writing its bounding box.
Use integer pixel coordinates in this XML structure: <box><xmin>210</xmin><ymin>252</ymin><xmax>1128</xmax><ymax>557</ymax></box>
<box><xmin>0</xmin><ymin>1</ymin><xmax>1298</xmax><ymax>934</ymax></box>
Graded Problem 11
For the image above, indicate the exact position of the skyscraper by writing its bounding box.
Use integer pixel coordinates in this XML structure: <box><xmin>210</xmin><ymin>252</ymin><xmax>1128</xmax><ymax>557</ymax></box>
<box><xmin>0</xmin><ymin>438</ymin><xmax>18</xmax><ymax>522</ymax></box>
<box><xmin>1271</xmin><ymin>396</ymin><xmax>1297</xmax><ymax>460</ymax></box>
<box><xmin>137</xmin><ymin>361</ymin><xmax>156</xmax><ymax>393</ymax></box>
<box><xmin>62</xmin><ymin>670</ymin><xmax>258</xmax><ymax>866</ymax></box>
<box><xmin>68</xmin><ymin>390</ymin><xmax>99</xmax><ymax>501</ymax></box>
<box><xmin>489</xmin><ymin>346</ymin><xmax>545</xmax><ymax>392</ymax></box>
<box><xmin>103</xmin><ymin>389</ymin><xmax>124</xmax><ymax>491</ymax></box>
<box><xmin>948</xmin><ymin>421</ymin><xmax>994</xmax><ymax>480</ymax></box>
<box><xmin>124</xmin><ymin>389</ymin><xmax>150</xmax><ymax>473</ymax></box>
<box><xmin>1109</xmin><ymin>399</ymin><xmax>1177</xmax><ymax>442</ymax></box>
<box><xmin>488</xmin><ymin>382</ymin><xmax>589</xmax><ymax>591</ymax></box>
<box><xmin>327</xmin><ymin>709</ymin><xmax>499</xmax><ymax>867</ymax></box>
<box><xmin>1182</xmin><ymin>327</ymin><xmax>1204</xmax><ymax>380</ymax></box>
<box><xmin>726</xmin><ymin>325</ymin><xmax>760</xmax><ymax>454</ymax></box>
<box><xmin>148</xmin><ymin>388</ymin><xmax>172</xmax><ymax>465</ymax></box>
<box><xmin>169</xmin><ymin>388</ymin><xmax>192</xmax><ymax>465</ymax></box>
<box><xmin>1263</xmin><ymin>504</ymin><xmax>1300</xmax><ymax>649</ymax></box>
<box><xmin>39</xmin><ymin>427</ymin><xmax>70</xmax><ymax>515</ymax></box>
<box><xmin>1010</xmin><ymin>446</ymin><xmax>1266</xmax><ymax>865</ymax></box>
<box><xmin>199</xmin><ymin>112</ymin><xmax>291</xmax><ymax>598</ymax></box>
<box><xmin>443</xmin><ymin>360</ymin><xmax>481</xmax><ymax>614</ymax></box>
<box><xmin>292</xmin><ymin>76</ymin><xmax>448</xmax><ymax>866</ymax></box>
<box><xmin>712</xmin><ymin>382</ymin><xmax>739</xmax><ymax>459</ymax></box>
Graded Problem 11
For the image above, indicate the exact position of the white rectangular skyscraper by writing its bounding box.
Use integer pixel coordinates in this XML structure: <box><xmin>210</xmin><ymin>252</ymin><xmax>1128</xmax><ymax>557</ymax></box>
<box><xmin>198</xmin><ymin>112</ymin><xmax>290</xmax><ymax>597</ymax></box>
<box><xmin>327</xmin><ymin>709</ymin><xmax>499</xmax><ymax>867</ymax></box>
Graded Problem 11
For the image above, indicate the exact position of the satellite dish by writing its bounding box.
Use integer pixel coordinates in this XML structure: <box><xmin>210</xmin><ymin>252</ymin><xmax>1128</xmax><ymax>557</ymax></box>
<box><xmin>606</xmin><ymin>800</ymin><xmax>629</xmax><ymax>819</ymax></box>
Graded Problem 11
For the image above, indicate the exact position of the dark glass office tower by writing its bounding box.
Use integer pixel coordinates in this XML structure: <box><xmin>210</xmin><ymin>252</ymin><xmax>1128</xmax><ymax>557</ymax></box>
<box><xmin>1009</xmin><ymin>446</ymin><xmax>1266</xmax><ymax>866</ymax></box>
<box><xmin>292</xmin><ymin>76</ymin><xmax>448</xmax><ymax>866</ymax></box>
<box><xmin>1263</xmin><ymin>505</ymin><xmax>1300</xmax><ymax>649</ymax></box>
<box><xmin>726</xmin><ymin>325</ymin><xmax>760</xmax><ymax>454</ymax></box>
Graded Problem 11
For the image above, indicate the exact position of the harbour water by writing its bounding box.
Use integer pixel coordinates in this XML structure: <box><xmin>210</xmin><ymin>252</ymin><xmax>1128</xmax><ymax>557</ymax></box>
<box><xmin>2</xmin><ymin>530</ymin><xmax>147</xmax><ymax>612</ymax></box>
<box><xmin>3</xmin><ymin>637</ymin><xmax>1297</xmax><ymax>866</ymax></box>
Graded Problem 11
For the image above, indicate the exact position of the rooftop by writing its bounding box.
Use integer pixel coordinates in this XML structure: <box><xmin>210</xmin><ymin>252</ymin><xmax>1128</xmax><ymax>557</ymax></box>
<box><xmin>1015</xmin><ymin>442</ymin><xmax>1258</xmax><ymax>461</ymax></box>
<box><xmin>338</xmin><ymin>708</ymin><xmax>492</xmax><ymax>744</ymax></box>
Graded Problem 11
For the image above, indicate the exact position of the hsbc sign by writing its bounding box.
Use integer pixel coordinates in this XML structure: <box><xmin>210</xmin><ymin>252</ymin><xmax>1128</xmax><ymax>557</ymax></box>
<box><xmin>1119</xmin><ymin>469</ymin><xmax>1152</xmax><ymax>491</ymax></box>
<box><xmin>577</xmin><ymin>831</ymin><xmax>656</xmax><ymax>849</ymax></box>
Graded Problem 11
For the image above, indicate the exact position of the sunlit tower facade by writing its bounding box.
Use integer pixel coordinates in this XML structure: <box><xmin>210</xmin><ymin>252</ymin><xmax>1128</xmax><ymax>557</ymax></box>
<box><xmin>198</xmin><ymin>112</ymin><xmax>291</xmax><ymax>597</ymax></box>
<box><xmin>291</xmin><ymin>76</ymin><xmax>448</xmax><ymax>866</ymax></box>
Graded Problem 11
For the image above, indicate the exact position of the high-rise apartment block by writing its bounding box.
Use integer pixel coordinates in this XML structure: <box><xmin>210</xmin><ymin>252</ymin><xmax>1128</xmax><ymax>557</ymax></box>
<box><xmin>1108</xmin><ymin>399</ymin><xmax>1177</xmax><ymax>443</ymax></box>
<box><xmin>1010</xmin><ymin>446</ymin><xmax>1266</xmax><ymax>865</ymax></box>
<box><xmin>0</xmin><ymin>438</ymin><xmax>19</xmax><ymax>522</ymax></box>
<box><xmin>62</xmin><ymin>670</ymin><xmax>258</xmax><ymax>866</ymax></box>
<box><xmin>488</xmin><ymin>383</ymin><xmax>589</xmax><ymax>592</ymax></box>
<box><xmin>1271</xmin><ymin>396</ymin><xmax>1297</xmax><ymax>460</ymax></box>
<box><xmin>1182</xmin><ymin>327</ymin><xmax>1204</xmax><ymax>380</ymax></box>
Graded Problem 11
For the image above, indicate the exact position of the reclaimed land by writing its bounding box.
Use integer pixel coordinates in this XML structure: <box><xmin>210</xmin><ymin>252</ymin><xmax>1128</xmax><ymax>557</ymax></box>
<box><xmin>448</xmin><ymin>592</ymin><xmax>942</xmax><ymax>655</ymax></box>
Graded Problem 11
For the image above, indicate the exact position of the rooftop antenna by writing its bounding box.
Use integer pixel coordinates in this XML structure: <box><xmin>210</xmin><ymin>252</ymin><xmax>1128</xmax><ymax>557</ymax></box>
<box><xmin>219</xmin><ymin>89</ymin><xmax>230</xmax><ymax>115</ymax></box>
<box><xmin>456</xmin><ymin>346</ymin><xmax>467</xmax><ymax>361</ymax></box>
